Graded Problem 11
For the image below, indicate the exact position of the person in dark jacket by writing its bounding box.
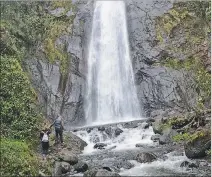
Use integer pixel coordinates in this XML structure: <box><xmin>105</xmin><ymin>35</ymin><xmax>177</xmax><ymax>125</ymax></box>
<box><xmin>50</xmin><ymin>115</ymin><xmax>64</xmax><ymax>145</ymax></box>
<box><xmin>40</xmin><ymin>127</ymin><xmax>51</xmax><ymax>160</ymax></box>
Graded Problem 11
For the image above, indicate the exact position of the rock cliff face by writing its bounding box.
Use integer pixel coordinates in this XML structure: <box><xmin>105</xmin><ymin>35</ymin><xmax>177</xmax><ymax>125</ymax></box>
<box><xmin>27</xmin><ymin>0</ymin><xmax>203</xmax><ymax>128</ymax></box>
<box><xmin>126</xmin><ymin>0</ymin><xmax>199</xmax><ymax>117</ymax></box>
<box><xmin>26</xmin><ymin>0</ymin><xmax>93</xmax><ymax>128</ymax></box>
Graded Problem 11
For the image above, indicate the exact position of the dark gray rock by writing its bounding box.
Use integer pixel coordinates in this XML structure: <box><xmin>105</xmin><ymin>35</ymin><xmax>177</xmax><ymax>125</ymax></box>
<box><xmin>135</xmin><ymin>143</ymin><xmax>145</xmax><ymax>148</ymax></box>
<box><xmin>136</xmin><ymin>152</ymin><xmax>157</xmax><ymax>163</ymax></box>
<box><xmin>184</xmin><ymin>131</ymin><xmax>211</xmax><ymax>159</ymax></box>
<box><xmin>180</xmin><ymin>161</ymin><xmax>198</xmax><ymax>168</ymax></box>
<box><xmin>143</xmin><ymin>123</ymin><xmax>150</xmax><ymax>129</ymax></box>
<box><xmin>74</xmin><ymin>161</ymin><xmax>88</xmax><ymax>173</ymax></box>
<box><xmin>98</xmin><ymin>127</ymin><xmax>105</xmax><ymax>131</ymax></box>
<box><xmin>102</xmin><ymin>167</ymin><xmax>112</xmax><ymax>172</ymax></box>
<box><xmin>114</xmin><ymin>128</ymin><xmax>123</xmax><ymax>136</ymax></box>
<box><xmin>94</xmin><ymin>143</ymin><xmax>107</xmax><ymax>149</ymax></box>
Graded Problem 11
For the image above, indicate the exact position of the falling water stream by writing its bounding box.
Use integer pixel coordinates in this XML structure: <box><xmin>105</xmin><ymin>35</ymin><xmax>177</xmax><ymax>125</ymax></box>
<box><xmin>85</xmin><ymin>0</ymin><xmax>141</xmax><ymax>126</ymax></box>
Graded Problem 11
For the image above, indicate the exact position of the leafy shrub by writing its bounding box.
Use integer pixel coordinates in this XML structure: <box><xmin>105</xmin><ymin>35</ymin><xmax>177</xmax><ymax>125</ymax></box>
<box><xmin>0</xmin><ymin>138</ymin><xmax>39</xmax><ymax>177</ymax></box>
<box><xmin>0</xmin><ymin>55</ymin><xmax>42</xmax><ymax>141</ymax></box>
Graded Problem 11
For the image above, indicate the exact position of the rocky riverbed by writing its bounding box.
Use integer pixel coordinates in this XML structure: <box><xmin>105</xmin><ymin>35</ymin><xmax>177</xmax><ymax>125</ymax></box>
<box><xmin>47</xmin><ymin>117</ymin><xmax>211</xmax><ymax>177</ymax></box>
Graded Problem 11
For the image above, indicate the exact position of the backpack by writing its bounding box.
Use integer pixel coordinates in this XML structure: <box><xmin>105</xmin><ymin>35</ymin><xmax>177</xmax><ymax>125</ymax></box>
<box><xmin>42</xmin><ymin>133</ymin><xmax>49</xmax><ymax>142</ymax></box>
<box><xmin>54</xmin><ymin>119</ymin><xmax>62</xmax><ymax>130</ymax></box>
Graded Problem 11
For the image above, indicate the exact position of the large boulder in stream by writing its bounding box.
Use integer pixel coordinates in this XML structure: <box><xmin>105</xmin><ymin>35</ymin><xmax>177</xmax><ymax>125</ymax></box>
<box><xmin>73</xmin><ymin>161</ymin><xmax>88</xmax><ymax>173</ymax></box>
<box><xmin>95</xmin><ymin>169</ymin><xmax>120</xmax><ymax>176</ymax></box>
<box><xmin>136</xmin><ymin>152</ymin><xmax>157</xmax><ymax>163</ymax></box>
<box><xmin>184</xmin><ymin>130</ymin><xmax>211</xmax><ymax>159</ymax></box>
<box><xmin>65</xmin><ymin>132</ymin><xmax>88</xmax><ymax>153</ymax></box>
<box><xmin>114</xmin><ymin>127</ymin><xmax>123</xmax><ymax>136</ymax></box>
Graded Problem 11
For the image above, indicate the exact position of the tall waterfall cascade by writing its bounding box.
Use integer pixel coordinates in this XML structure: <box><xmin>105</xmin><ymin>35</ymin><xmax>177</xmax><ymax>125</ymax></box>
<box><xmin>85</xmin><ymin>1</ymin><xmax>141</xmax><ymax>125</ymax></box>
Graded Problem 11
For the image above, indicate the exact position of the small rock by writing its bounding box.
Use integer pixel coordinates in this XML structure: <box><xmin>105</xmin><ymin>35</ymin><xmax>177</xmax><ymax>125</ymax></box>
<box><xmin>74</xmin><ymin>161</ymin><xmax>88</xmax><ymax>173</ymax></box>
<box><xmin>135</xmin><ymin>143</ymin><xmax>144</xmax><ymax>147</ymax></box>
<box><xmin>94</xmin><ymin>143</ymin><xmax>107</xmax><ymax>149</ymax></box>
<box><xmin>102</xmin><ymin>166</ymin><xmax>112</xmax><ymax>171</ymax></box>
<box><xmin>87</xmin><ymin>128</ymin><xmax>93</xmax><ymax>133</ymax></box>
<box><xmin>151</xmin><ymin>134</ymin><xmax>160</xmax><ymax>142</ymax></box>
<box><xmin>180</xmin><ymin>161</ymin><xmax>198</xmax><ymax>168</ymax></box>
<box><xmin>115</xmin><ymin>127</ymin><xmax>123</xmax><ymax>136</ymax></box>
<box><xmin>143</xmin><ymin>123</ymin><xmax>150</xmax><ymax>129</ymax></box>
<box><xmin>98</xmin><ymin>127</ymin><xmax>105</xmax><ymax>131</ymax></box>
<box><xmin>136</xmin><ymin>152</ymin><xmax>157</xmax><ymax>163</ymax></box>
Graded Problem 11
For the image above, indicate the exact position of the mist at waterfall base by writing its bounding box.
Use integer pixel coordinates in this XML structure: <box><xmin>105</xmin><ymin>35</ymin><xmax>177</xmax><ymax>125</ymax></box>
<box><xmin>72</xmin><ymin>1</ymin><xmax>201</xmax><ymax>176</ymax></box>
<box><xmin>85</xmin><ymin>0</ymin><xmax>141</xmax><ymax>126</ymax></box>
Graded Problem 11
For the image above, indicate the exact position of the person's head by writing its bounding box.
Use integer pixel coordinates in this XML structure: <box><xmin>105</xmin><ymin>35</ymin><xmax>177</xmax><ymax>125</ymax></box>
<box><xmin>57</xmin><ymin>114</ymin><xmax>62</xmax><ymax>120</ymax></box>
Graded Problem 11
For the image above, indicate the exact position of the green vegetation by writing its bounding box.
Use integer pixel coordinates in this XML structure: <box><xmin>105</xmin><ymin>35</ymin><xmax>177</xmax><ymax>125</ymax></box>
<box><xmin>155</xmin><ymin>1</ymin><xmax>211</xmax><ymax>110</ymax></box>
<box><xmin>1</xmin><ymin>56</ymin><xmax>42</xmax><ymax>141</ymax></box>
<box><xmin>173</xmin><ymin>129</ymin><xmax>211</xmax><ymax>143</ymax></box>
<box><xmin>0</xmin><ymin>1</ymin><xmax>75</xmax><ymax>176</ymax></box>
<box><xmin>0</xmin><ymin>139</ymin><xmax>39</xmax><ymax>177</ymax></box>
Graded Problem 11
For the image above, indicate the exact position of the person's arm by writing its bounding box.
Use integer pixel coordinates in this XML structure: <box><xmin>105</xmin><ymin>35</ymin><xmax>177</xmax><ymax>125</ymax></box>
<box><xmin>49</xmin><ymin>121</ymin><xmax>55</xmax><ymax>129</ymax></box>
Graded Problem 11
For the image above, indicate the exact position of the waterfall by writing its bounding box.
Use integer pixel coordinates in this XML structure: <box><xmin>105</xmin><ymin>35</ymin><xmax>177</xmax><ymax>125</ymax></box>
<box><xmin>85</xmin><ymin>1</ymin><xmax>141</xmax><ymax>125</ymax></box>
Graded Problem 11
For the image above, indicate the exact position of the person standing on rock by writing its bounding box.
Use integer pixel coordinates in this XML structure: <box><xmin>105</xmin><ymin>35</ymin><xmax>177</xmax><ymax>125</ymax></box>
<box><xmin>40</xmin><ymin>127</ymin><xmax>51</xmax><ymax>160</ymax></box>
<box><xmin>50</xmin><ymin>115</ymin><xmax>64</xmax><ymax>145</ymax></box>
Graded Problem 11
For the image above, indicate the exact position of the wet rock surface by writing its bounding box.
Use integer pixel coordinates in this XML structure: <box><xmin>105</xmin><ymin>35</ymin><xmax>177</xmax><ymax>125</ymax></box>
<box><xmin>136</xmin><ymin>152</ymin><xmax>157</xmax><ymax>163</ymax></box>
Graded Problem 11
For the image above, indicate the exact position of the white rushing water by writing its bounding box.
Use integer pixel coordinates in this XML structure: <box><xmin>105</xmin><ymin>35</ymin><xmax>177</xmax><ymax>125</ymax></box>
<box><xmin>85</xmin><ymin>1</ymin><xmax>141</xmax><ymax>125</ymax></box>
<box><xmin>75</xmin><ymin>122</ymin><xmax>155</xmax><ymax>154</ymax></box>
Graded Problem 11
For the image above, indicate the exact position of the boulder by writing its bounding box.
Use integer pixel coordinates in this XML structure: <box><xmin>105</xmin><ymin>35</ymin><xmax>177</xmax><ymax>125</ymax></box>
<box><xmin>60</xmin><ymin>154</ymin><xmax>78</xmax><ymax>165</ymax></box>
<box><xmin>135</xmin><ymin>152</ymin><xmax>157</xmax><ymax>163</ymax></box>
<box><xmin>98</xmin><ymin>127</ymin><xmax>105</xmax><ymax>131</ymax></box>
<box><xmin>95</xmin><ymin>169</ymin><xmax>120</xmax><ymax>176</ymax></box>
<box><xmin>65</xmin><ymin>132</ymin><xmax>88</xmax><ymax>153</ymax></box>
<box><xmin>184</xmin><ymin>131</ymin><xmax>211</xmax><ymax>159</ymax></box>
<box><xmin>61</xmin><ymin>162</ymin><xmax>72</xmax><ymax>173</ymax></box>
<box><xmin>114</xmin><ymin>128</ymin><xmax>123</xmax><ymax>136</ymax></box>
<box><xmin>74</xmin><ymin>161</ymin><xmax>88</xmax><ymax>173</ymax></box>
<box><xmin>152</xmin><ymin>120</ymin><xmax>163</xmax><ymax>134</ymax></box>
<box><xmin>94</xmin><ymin>143</ymin><xmax>107</xmax><ymax>149</ymax></box>
<box><xmin>142</xmin><ymin>123</ymin><xmax>150</xmax><ymax>129</ymax></box>
<box><xmin>52</xmin><ymin>162</ymin><xmax>62</xmax><ymax>177</ymax></box>
<box><xmin>180</xmin><ymin>161</ymin><xmax>198</xmax><ymax>168</ymax></box>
